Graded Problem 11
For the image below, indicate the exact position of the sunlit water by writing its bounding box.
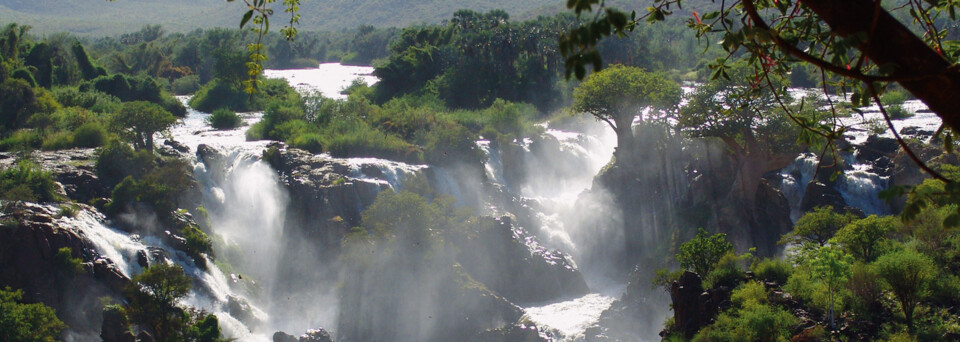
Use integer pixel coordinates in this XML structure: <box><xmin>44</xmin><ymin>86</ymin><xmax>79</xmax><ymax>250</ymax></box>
<box><xmin>263</xmin><ymin>63</ymin><xmax>378</xmax><ymax>99</ymax></box>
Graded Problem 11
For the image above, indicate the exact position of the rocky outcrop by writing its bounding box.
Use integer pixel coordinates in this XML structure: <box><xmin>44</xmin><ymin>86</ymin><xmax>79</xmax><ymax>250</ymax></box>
<box><xmin>0</xmin><ymin>149</ymin><xmax>109</xmax><ymax>203</ymax></box>
<box><xmin>273</xmin><ymin>328</ymin><xmax>333</xmax><ymax>342</ymax></box>
<box><xmin>452</xmin><ymin>216</ymin><xmax>588</xmax><ymax>303</ymax></box>
<box><xmin>101</xmin><ymin>305</ymin><xmax>136</xmax><ymax>342</ymax></box>
<box><xmin>800</xmin><ymin>181</ymin><xmax>847</xmax><ymax>213</ymax></box>
<box><xmin>0</xmin><ymin>202</ymin><xmax>129</xmax><ymax>334</ymax></box>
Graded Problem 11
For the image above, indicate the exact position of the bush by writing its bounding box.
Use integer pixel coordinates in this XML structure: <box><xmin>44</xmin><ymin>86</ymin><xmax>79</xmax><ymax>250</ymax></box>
<box><xmin>54</xmin><ymin>247</ymin><xmax>85</xmax><ymax>275</ymax></box>
<box><xmin>207</xmin><ymin>108</ymin><xmax>242</xmax><ymax>130</ymax></box>
<box><xmin>289</xmin><ymin>133</ymin><xmax>325</xmax><ymax>153</ymax></box>
<box><xmin>72</xmin><ymin>122</ymin><xmax>108</xmax><ymax>148</ymax></box>
<box><xmin>0</xmin><ymin>160</ymin><xmax>60</xmax><ymax>202</ymax></box>
<box><xmin>705</xmin><ymin>252</ymin><xmax>745</xmax><ymax>288</ymax></box>
<box><xmin>846</xmin><ymin>262</ymin><xmax>883</xmax><ymax>316</ymax></box>
<box><xmin>41</xmin><ymin>131</ymin><xmax>73</xmax><ymax>151</ymax></box>
<box><xmin>181</xmin><ymin>225</ymin><xmax>214</xmax><ymax>259</ymax></box>
<box><xmin>52</xmin><ymin>87</ymin><xmax>121</xmax><ymax>113</ymax></box>
<box><xmin>751</xmin><ymin>258</ymin><xmax>792</xmax><ymax>285</ymax></box>
<box><xmin>189</xmin><ymin>79</ymin><xmax>251</xmax><ymax>113</ymax></box>
<box><xmin>96</xmin><ymin>140</ymin><xmax>156</xmax><ymax>187</ymax></box>
<box><xmin>678</xmin><ymin>228</ymin><xmax>735</xmax><ymax>277</ymax></box>
<box><xmin>170</xmin><ymin>75</ymin><xmax>200</xmax><ymax>95</ymax></box>
<box><xmin>836</xmin><ymin>215</ymin><xmax>899</xmax><ymax>262</ymax></box>
<box><xmin>887</xmin><ymin>104</ymin><xmax>914</xmax><ymax>119</ymax></box>
<box><xmin>0</xmin><ymin>130</ymin><xmax>42</xmax><ymax>151</ymax></box>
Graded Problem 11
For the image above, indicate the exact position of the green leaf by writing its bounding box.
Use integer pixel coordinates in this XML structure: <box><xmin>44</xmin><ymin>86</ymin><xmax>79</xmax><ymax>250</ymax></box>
<box><xmin>240</xmin><ymin>10</ymin><xmax>254</xmax><ymax>29</ymax></box>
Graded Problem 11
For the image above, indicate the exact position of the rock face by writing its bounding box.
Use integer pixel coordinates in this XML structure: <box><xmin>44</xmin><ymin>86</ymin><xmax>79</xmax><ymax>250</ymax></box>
<box><xmin>800</xmin><ymin>181</ymin><xmax>847</xmax><ymax>213</ymax></box>
<box><xmin>583</xmin><ymin>267</ymin><xmax>671</xmax><ymax>342</ymax></box>
<box><xmin>0</xmin><ymin>203</ymin><xmax>129</xmax><ymax>334</ymax></box>
<box><xmin>452</xmin><ymin>216</ymin><xmax>588</xmax><ymax>303</ymax></box>
<box><xmin>273</xmin><ymin>328</ymin><xmax>334</xmax><ymax>342</ymax></box>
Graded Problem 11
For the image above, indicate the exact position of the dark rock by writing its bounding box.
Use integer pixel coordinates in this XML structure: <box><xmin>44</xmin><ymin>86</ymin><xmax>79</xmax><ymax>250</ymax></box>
<box><xmin>857</xmin><ymin>136</ymin><xmax>899</xmax><ymax>163</ymax></box>
<box><xmin>452</xmin><ymin>216</ymin><xmax>588</xmax><ymax>303</ymax></box>
<box><xmin>800</xmin><ymin>181</ymin><xmax>847</xmax><ymax>213</ymax></box>
<box><xmin>136</xmin><ymin>249</ymin><xmax>149</xmax><ymax>268</ymax></box>
<box><xmin>273</xmin><ymin>332</ymin><xmax>298</xmax><ymax>342</ymax></box>
<box><xmin>101</xmin><ymin>306</ymin><xmax>135</xmax><ymax>342</ymax></box>
<box><xmin>164</xmin><ymin>139</ymin><xmax>190</xmax><ymax>153</ymax></box>
<box><xmin>359</xmin><ymin>164</ymin><xmax>384</xmax><ymax>178</ymax></box>
<box><xmin>0</xmin><ymin>203</ymin><xmax>129</xmax><ymax>333</ymax></box>
<box><xmin>669</xmin><ymin>271</ymin><xmax>717</xmax><ymax>339</ymax></box>
<box><xmin>227</xmin><ymin>295</ymin><xmax>263</xmax><ymax>327</ymax></box>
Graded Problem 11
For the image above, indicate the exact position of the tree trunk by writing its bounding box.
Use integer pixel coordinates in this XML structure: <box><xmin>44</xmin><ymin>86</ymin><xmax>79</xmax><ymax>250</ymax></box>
<box><xmin>802</xmin><ymin>0</ymin><xmax>960</xmax><ymax>130</ymax></box>
<box><xmin>613</xmin><ymin>114</ymin><xmax>635</xmax><ymax>161</ymax></box>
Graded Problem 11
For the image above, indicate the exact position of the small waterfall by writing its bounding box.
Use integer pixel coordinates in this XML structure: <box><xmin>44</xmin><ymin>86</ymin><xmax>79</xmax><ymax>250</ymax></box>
<box><xmin>344</xmin><ymin>157</ymin><xmax>428</xmax><ymax>191</ymax></box>
<box><xmin>476</xmin><ymin>139</ymin><xmax>505</xmax><ymax>184</ymax></box>
<box><xmin>57</xmin><ymin>206</ymin><xmax>271</xmax><ymax>341</ymax></box>
<box><xmin>779</xmin><ymin>151</ymin><xmax>890</xmax><ymax>220</ymax></box>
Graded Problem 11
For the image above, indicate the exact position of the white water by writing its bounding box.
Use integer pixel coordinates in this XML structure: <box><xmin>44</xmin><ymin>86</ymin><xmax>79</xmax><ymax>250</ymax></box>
<box><xmin>476</xmin><ymin>121</ymin><xmax>623</xmax><ymax>340</ymax></box>
<box><xmin>263</xmin><ymin>63</ymin><xmax>378</xmax><ymax>99</ymax></box>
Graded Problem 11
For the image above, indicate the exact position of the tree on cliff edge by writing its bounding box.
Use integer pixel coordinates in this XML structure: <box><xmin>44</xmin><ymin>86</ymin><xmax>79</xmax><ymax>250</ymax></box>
<box><xmin>572</xmin><ymin>65</ymin><xmax>681</xmax><ymax>159</ymax></box>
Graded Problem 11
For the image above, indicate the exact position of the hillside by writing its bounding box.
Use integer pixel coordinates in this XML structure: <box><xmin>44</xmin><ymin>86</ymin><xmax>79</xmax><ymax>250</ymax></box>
<box><xmin>0</xmin><ymin>0</ymin><xmax>558</xmax><ymax>36</ymax></box>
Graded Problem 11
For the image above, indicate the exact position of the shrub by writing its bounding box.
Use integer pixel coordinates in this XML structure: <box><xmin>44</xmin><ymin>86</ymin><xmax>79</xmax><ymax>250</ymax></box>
<box><xmin>95</xmin><ymin>140</ymin><xmax>156</xmax><ymax>187</ymax></box>
<box><xmin>181</xmin><ymin>225</ymin><xmax>214</xmax><ymax>259</ymax></box>
<box><xmin>846</xmin><ymin>262</ymin><xmax>883</xmax><ymax>316</ymax></box>
<box><xmin>170</xmin><ymin>75</ymin><xmax>200</xmax><ymax>95</ymax></box>
<box><xmin>207</xmin><ymin>108</ymin><xmax>242</xmax><ymax>130</ymax></box>
<box><xmin>289</xmin><ymin>133</ymin><xmax>325</xmax><ymax>153</ymax></box>
<box><xmin>705</xmin><ymin>252</ymin><xmax>745</xmax><ymax>288</ymax></box>
<box><xmin>751</xmin><ymin>258</ymin><xmax>793</xmax><ymax>285</ymax></box>
<box><xmin>0</xmin><ymin>129</ymin><xmax>42</xmax><ymax>151</ymax></box>
<box><xmin>72</xmin><ymin>122</ymin><xmax>108</xmax><ymax>148</ymax></box>
<box><xmin>54</xmin><ymin>247</ymin><xmax>85</xmax><ymax>275</ymax></box>
<box><xmin>189</xmin><ymin>79</ymin><xmax>251</xmax><ymax>113</ymax></box>
<box><xmin>41</xmin><ymin>131</ymin><xmax>73</xmax><ymax>151</ymax></box>
<box><xmin>678</xmin><ymin>228</ymin><xmax>735</xmax><ymax>277</ymax></box>
<box><xmin>781</xmin><ymin>206</ymin><xmax>855</xmax><ymax>247</ymax></box>
<box><xmin>53</xmin><ymin>87</ymin><xmax>121</xmax><ymax>113</ymax></box>
<box><xmin>0</xmin><ymin>160</ymin><xmax>60</xmax><ymax>202</ymax></box>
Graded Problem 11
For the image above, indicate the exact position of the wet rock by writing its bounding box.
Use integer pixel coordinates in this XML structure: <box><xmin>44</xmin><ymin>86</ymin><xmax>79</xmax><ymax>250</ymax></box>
<box><xmin>857</xmin><ymin>136</ymin><xmax>899</xmax><ymax>163</ymax></box>
<box><xmin>452</xmin><ymin>216</ymin><xmax>588</xmax><ymax>303</ymax></box>
<box><xmin>101</xmin><ymin>305</ymin><xmax>135</xmax><ymax>342</ymax></box>
<box><xmin>273</xmin><ymin>332</ymin><xmax>298</xmax><ymax>342</ymax></box>
<box><xmin>0</xmin><ymin>203</ymin><xmax>129</xmax><ymax>334</ymax></box>
<box><xmin>800</xmin><ymin>181</ymin><xmax>847</xmax><ymax>213</ymax></box>
<box><xmin>164</xmin><ymin>139</ymin><xmax>190</xmax><ymax>153</ymax></box>
<box><xmin>227</xmin><ymin>295</ymin><xmax>263</xmax><ymax>327</ymax></box>
<box><xmin>299</xmin><ymin>328</ymin><xmax>333</xmax><ymax>342</ymax></box>
<box><xmin>672</xmin><ymin>271</ymin><xmax>706</xmax><ymax>338</ymax></box>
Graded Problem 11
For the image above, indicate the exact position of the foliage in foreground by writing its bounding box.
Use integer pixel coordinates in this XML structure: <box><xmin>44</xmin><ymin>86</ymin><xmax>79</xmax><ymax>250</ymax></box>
<box><xmin>0</xmin><ymin>287</ymin><xmax>66</xmax><ymax>342</ymax></box>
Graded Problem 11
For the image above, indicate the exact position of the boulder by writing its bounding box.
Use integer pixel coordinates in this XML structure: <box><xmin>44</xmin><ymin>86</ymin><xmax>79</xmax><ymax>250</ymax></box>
<box><xmin>273</xmin><ymin>332</ymin><xmax>298</xmax><ymax>342</ymax></box>
<box><xmin>299</xmin><ymin>328</ymin><xmax>334</xmax><ymax>342</ymax></box>
<box><xmin>164</xmin><ymin>139</ymin><xmax>190</xmax><ymax>153</ymax></box>
<box><xmin>100</xmin><ymin>306</ymin><xmax>135</xmax><ymax>342</ymax></box>
<box><xmin>800</xmin><ymin>181</ymin><xmax>847</xmax><ymax>213</ymax></box>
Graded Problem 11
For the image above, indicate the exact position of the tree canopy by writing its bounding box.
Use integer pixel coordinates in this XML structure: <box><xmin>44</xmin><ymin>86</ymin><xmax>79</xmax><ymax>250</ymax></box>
<box><xmin>110</xmin><ymin>101</ymin><xmax>177</xmax><ymax>150</ymax></box>
<box><xmin>572</xmin><ymin>64</ymin><xmax>681</xmax><ymax>155</ymax></box>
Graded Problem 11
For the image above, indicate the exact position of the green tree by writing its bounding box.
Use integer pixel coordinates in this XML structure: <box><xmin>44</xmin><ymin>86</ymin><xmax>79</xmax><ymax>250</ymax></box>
<box><xmin>782</xmin><ymin>206</ymin><xmax>856</xmax><ymax>248</ymax></box>
<box><xmin>835</xmin><ymin>215</ymin><xmax>899</xmax><ymax>262</ymax></box>
<box><xmin>572</xmin><ymin>65</ymin><xmax>681</xmax><ymax>158</ymax></box>
<box><xmin>0</xmin><ymin>287</ymin><xmax>66</xmax><ymax>342</ymax></box>
<box><xmin>125</xmin><ymin>263</ymin><xmax>192</xmax><ymax>342</ymax></box>
<box><xmin>806</xmin><ymin>242</ymin><xmax>853</xmax><ymax>330</ymax></box>
<box><xmin>677</xmin><ymin>228</ymin><xmax>734</xmax><ymax>277</ymax></box>
<box><xmin>110</xmin><ymin>101</ymin><xmax>177</xmax><ymax>150</ymax></box>
<box><xmin>874</xmin><ymin>249</ymin><xmax>935</xmax><ymax>332</ymax></box>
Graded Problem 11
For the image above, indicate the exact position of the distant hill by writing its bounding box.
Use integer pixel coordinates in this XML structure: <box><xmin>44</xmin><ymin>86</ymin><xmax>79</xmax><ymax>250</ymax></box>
<box><xmin>0</xmin><ymin>0</ymin><xmax>559</xmax><ymax>36</ymax></box>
